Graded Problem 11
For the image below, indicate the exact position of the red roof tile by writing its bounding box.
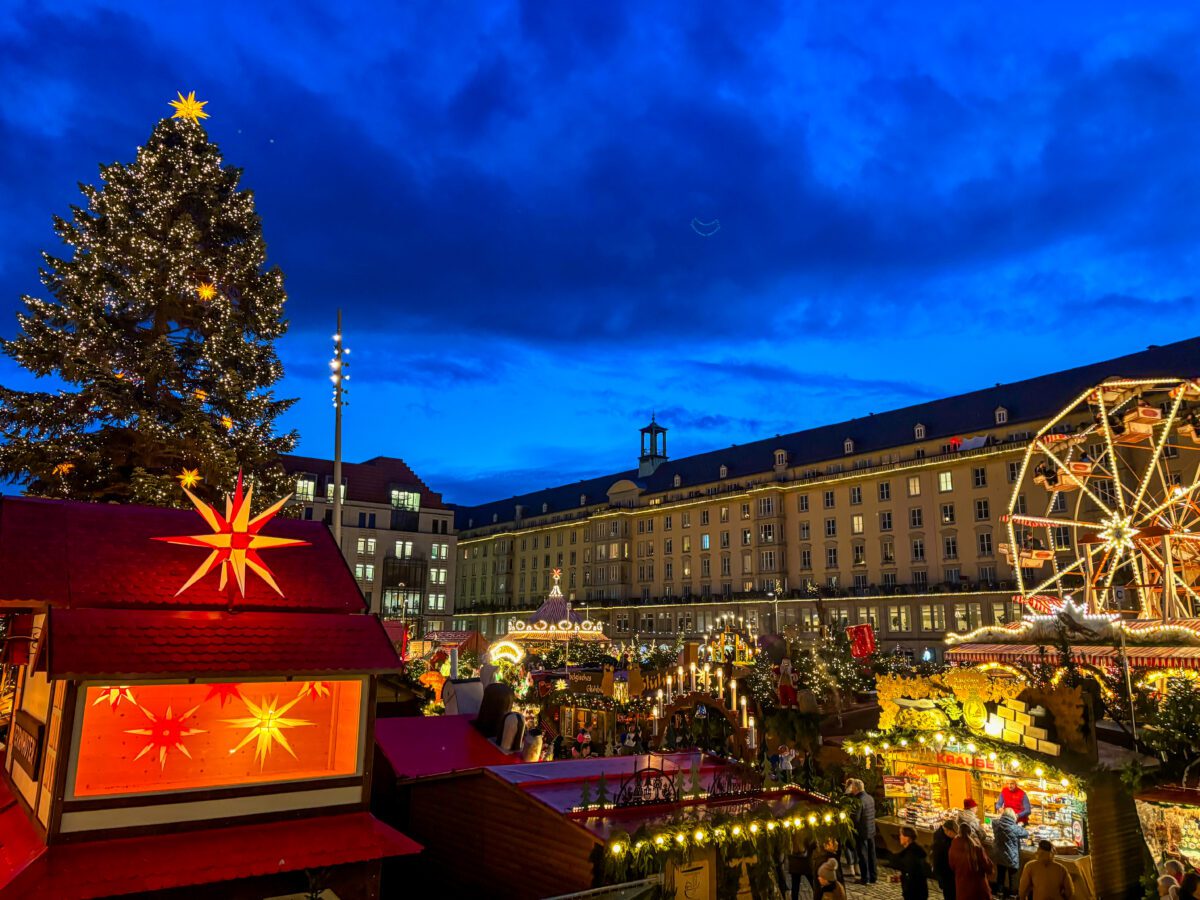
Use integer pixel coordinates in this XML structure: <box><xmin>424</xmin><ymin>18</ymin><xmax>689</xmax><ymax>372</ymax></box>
<box><xmin>375</xmin><ymin>714</ymin><xmax>516</xmax><ymax>780</ymax></box>
<box><xmin>0</xmin><ymin>496</ymin><xmax>364</xmax><ymax>612</ymax></box>
<box><xmin>0</xmin><ymin>780</ymin><xmax>46</xmax><ymax>894</ymax></box>
<box><xmin>42</xmin><ymin>608</ymin><xmax>400</xmax><ymax>678</ymax></box>
<box><xmin>4</xmin><ymin>811</ymin><xmax>420</xmax><ymax>899</ymax></box>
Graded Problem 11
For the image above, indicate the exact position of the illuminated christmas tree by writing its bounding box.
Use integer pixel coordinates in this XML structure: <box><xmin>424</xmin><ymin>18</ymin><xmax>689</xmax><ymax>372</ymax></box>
<box><xmin>0</xmin><ymin>93</ymin><xmax>296</xmax><ymax>507</ymax></box>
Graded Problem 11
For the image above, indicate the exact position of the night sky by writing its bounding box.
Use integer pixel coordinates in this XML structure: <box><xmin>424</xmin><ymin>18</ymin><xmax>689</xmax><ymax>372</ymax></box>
<box><xmin>3</xmin><ymin>2</ymin><xmax>1199</xmax><ymax>505</ymax></box>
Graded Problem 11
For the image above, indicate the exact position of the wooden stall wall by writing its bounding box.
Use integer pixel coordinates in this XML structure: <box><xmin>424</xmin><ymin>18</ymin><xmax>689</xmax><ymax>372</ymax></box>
<box><xmin>1087</xmin><ymin>771</ymin><xmax>1148</xmax><ymax>899</ymax></box>
<box><xmin>406</xmin><ymin>771</ymin><xmax>599</xmax><ymax>899</ymax></box>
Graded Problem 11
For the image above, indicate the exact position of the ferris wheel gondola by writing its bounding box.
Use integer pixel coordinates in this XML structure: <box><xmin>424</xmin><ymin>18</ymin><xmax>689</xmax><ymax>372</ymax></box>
<box><xmin>1003</xmin><ymin>376</ymin><xmax>1200</xmax><ymax>620</ymax></box>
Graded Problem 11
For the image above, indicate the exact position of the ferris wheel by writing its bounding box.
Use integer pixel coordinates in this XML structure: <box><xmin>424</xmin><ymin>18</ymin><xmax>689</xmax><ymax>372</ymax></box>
<box><xmin>1000</xmin><ymin>376</ymin><xmax>1200</xmax><ymax>620</ymax></box>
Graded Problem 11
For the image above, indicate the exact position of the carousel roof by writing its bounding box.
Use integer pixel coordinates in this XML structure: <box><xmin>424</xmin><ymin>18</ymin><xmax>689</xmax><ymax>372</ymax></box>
<box><xmin>527</xmin><ymin>577</ymin><xmax>582</xmax><ymax>626</ymax></box>
<box><xmin>508</xmin><ymin>572</ymin><xmax>608</xmax><ymax>642</ymax></box>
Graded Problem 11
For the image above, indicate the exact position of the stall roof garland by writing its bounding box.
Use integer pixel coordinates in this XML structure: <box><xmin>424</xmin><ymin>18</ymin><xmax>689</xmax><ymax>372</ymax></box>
<box><xmin>602</xmin><ymin>799</ymin><xmax>854</xmax><ymax>885</ymax></box>
<box><xmin>843</xmin><ymin>727</ymin><xmax>1078</xmax><ymax>787</ymax></box>
<box><xmin>944</xmin><ymin>600</ymin><xmax>1200</xmax><ymax>648</ymax></box>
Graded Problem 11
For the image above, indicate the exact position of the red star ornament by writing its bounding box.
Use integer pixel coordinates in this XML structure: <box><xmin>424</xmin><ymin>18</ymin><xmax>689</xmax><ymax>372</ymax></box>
<box><xmin>204</xmin><ymin>683</ymin><xmax>243</xmax><ymax>707</ymax></box>
<box><xmin>154</xmin><ymin>471</ymin><xmax>308</xmax><ymax>597</ymax></box>
<box><xmin>125</xmin><ymin>703</ymin><xmax>206</xmax><ymax>769</ymax></box>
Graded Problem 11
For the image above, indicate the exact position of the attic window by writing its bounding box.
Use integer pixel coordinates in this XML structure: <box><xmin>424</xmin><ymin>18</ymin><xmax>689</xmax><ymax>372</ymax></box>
<box><xmin>843</xmin><ymin>438</ymin><xmax>855</xmax><ymax>455</ymax></box>
<box><xmin>719</xmin><ymin>464</ymin><xmax>728</xmax><ymax>479</ymax></box>
<box><xmin>492</xmin><ymin>513</ymin><xmax>499</xmax><ymax>523</ymax></box>
<box><xmin>774</xmin><ymin>450</ymin><xmax>787</xmax><ymax>467</ymax></box>
<box><xmin>673</xmin><ymin>474</ymin><xmax>682</xmax><ymax>488</ymax></box>
<box><xmin>541</xmin><ymin>502</ymin><xmax>549</xmax><ymax>514</ymax></box>
<box><xmin>995</xmin><ymin>407</ymin><xmax>1008</xmax><ymax>425</ymax></box>
<box><xmin>914</xmin><ymin>424</ymin><xmax>926</xmax><ymax>441</ymax></box>
<box><xmin>580</xmin><ymin>494</ymin><xmax>587</xmax><ymax>506</ymax></box>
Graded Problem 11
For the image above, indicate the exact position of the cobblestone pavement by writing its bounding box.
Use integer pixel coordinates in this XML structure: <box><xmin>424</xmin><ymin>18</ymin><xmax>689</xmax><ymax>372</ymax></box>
<box><xmin>784</xmin><ymin>865</ymin><xmax>946</xmax><ymax>900</ymax></box>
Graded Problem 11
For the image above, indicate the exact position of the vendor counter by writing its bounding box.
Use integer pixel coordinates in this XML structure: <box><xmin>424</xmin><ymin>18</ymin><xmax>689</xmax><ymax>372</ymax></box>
<box><xmin>877</xmin><ymin>817</ymin><xmax>1095</xmax><ymax>900</ymax></box>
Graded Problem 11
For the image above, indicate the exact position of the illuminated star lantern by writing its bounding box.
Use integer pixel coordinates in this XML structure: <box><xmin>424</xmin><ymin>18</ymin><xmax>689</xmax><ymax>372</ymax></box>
<box><xmin>92</xmin><ymin>686</ymin><xmax>136</xmax><ymax>710</ymax></box>
<box><xmin>1098</xmin><ymin>513</ymin><xmax>1139</xmax><ymax>556</ymax></box>
<box><xmin>196</xmin><ymin>282</ymin><xmax>217</xmax><ymax>301</ymax></box>
<box><xmin>297</xmin><ymin>681</ymin><xmax>331</xmax><ymax>702</ymax></box>
<box><xmin>153</xmin><ymin>471</ymin><xmax>308</xmax><ymax>597</ymax></box>
<box><xmin>176</xmin><ymin>467</ymin><xmax>202</xmax><ymax>490</ymax></box>
<box><xmin>169</xmin><ymin>90</ymin><xmax>210</xmax><ymax>124</ymax></box>
<box><xmin>126</xmin><ymin>704</ymin><xmax>205</xmax><ymax>770</ymax></box>
<box><xmin>193</xmin><ymin>388</ymin><xmax>208</xmax><ymax>402</ymax></box>
<box><xmin>220</xmin><ymin>415</ymin><xmax>234</xmax><ymax>431</ymax></box>
<box><xmin>225</xmin><ymin>694</ymin><xmax>312</xmax><ymax>768</ymax></box>
<box><xmin>52</xmin><ymin>462</ymin><xmax>75</xmax><ymax>476</ymax></box>
<box><xmin>204</xmin><ymin>683</ymin><xmax>243</xmax><ymax>707</ymax></box>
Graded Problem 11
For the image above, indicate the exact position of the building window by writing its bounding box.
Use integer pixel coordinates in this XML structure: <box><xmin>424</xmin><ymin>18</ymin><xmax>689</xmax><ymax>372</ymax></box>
<box><xmin>664</xmin><ymin>561</ymin><xmax>674</xmax><ymax>580</ymax></box>
<box><xmin>938</xmin><ymin>472</ymin><xmax>953</xmax><ymax>492</ymax></box>
<box><xmin>1052</xmin><ymin>525</ymin><xmax>1072</xmax><ymax>550</ymax></box>
<box><xmin>394</xmin><ymin>540</ymin><xmax>413</xmax><ymax>559</ymax></box>
<box><xmin>975</xmin><ymin>499</ymin><xmax>990</xmax><ymax>520</ymax></box>
<box><xmin>664</xmin><ymin>515</ymin><xmax>673</xmax><ymax>531</ymax></box>
<box><xmin>800</xmin><ymin>521</ymin><xmax>811</xmax><ymax>540</ymax></box>
<box><xmin>757</xmin><ymin>496</ymin><xmax>775</xmax><ymax>516</ymax></box>
<box><xmin>798</xmin><ymin>495</ymin><xmax>809</xmax><ymax>512</ymax></box>
<box><xmin>664</xmin><ymin>538</ymin><xmax>673</xmax><ymax>555</ymax></box>
<box><xmin>356</xmin><ymin>537</ymin><xmax>376</xmax><ymax>555</ymax></box>
<box><xmin>910</xmin><ymin>507</ymin><xmax>923</xmax><ymax>528</ymax></box>
<box><xmin>851</xmin><ymin>514</ymin><xmax>864</xmax><ymax>535</ymax></box>
<box><xmin>741</xmin><ymin>529</ymin><xmax>752</xmax><ymax>546</ymax></box>
<box><xmin>907</xmin><ymin>476</ymin><xmax>921</xmax><ymax>497</ymax></box>
<box><xmin>995</xmin><ymin>407</ymin><xmax>1008</xmax><ymax>425</ymax></box>
<box><xmin>825</xmin><ymin>518</ymin><xmax>837</xmax><ymax>537</ymax></box>
<box><xmin>882</xmin><ymin>541</ymin><xmax>895</xmax><ymax>563</ymax></box>
<box><xmin>681</xmin><ymin>512</ymin><xmax>691</xmax><ymax>528</ymax></box>
<box><xmin>354</xmin><ymin>563</ymin><xmax>375</xmax><ymax>581</ymax></box>
<box><xmin>741</xmin><ymin>553</ymin><xmax>752</xmax><ymax>575</ymax></box>
<box><xmin>913</xmin><ymin>570</ymin><xmax>928</xmax><ymax>588</ymax></box>
<box><xmin>921</xmin><ymin>604</ymin><xmax>946</xmax><ymax>631</ymax></box>
<box><xmin>682</xmin><ymin>536</ymin><xmax>692</xmax><ymax>553</ymax></box>
<box><xmin>882</xmin><ymin>571</ymin><xmax>897</xmax><ymax>587</ymax></box>
<box><xmin>701</xmin><ymin>533</ymin><xmax>711</xmax><ymax>550</ymax></box>
<box><xmin>1007</xmin><ymin>461</ymin><xmax>1020</xmax><ymax>483</ymax></box>
<box><xmin>700</xmin><ymin>510</ymin><xmax>709</xmax><ymax>526</ymax></box>
<box><xmin>853</xmin><ymin>544</ymin><xmax>866</xmax><ymax>565</ymax></box>
<box><xmin>992</xmin><ymin>601</ymin><xmax>1009</xmax><ymax>625</ymax></box>
<box><xmin>758</xmin><ymin>524</ymin><xmax>775</xmax><ymax>544</ymax></box>
<box><xmin>720</xmin><ymin>531</ymin><xmax>730</xmax><ymax>549</ymax></box>
<box><xmin>889</xmin><ymin>606</ymin><xmax>912</xmax><ymax>632</ymax></box>
<box><xmin>1051</xmin><ymin>492</ymin><xmax>1067</xmax><ymax>513</ymax></box>
<box><xmin>953</xmin><ymin>602</ymin><xmax>983</xmax><ymax>631</ymax></box>
<box><xmin>826</xmin><ymin>547</ymin><xmax>839</xmax><ymax>569</ymax></box>
<box><xmin>824</xmin><ymin>491</ymin><xmax>835</xmax><ymax>509</ymax></box>
<box><xmin>914</xmin><ymin>424</ymin><xmax>926</xmax><ymax>440</ymax></box>
<box><xmin>912</xmin><ymin>539</ymin><xmax>925</xmax><ymax>562</ymax></box>
<box><xmin>719</xmin><ymin>464</ymin><xmax>728</xmax><ymax>479</ymax></box>
<box><xmin>1015</xmin><ymin>494</ymin><xmax>1028</xmax><ymax>515</ymax></box>
<box><xmin>973</xmin><ymin>466</ymin><xmax>987</xmax><ymax>488</ymax></box>
<box><xmin>943</xmin><ymin>536</ymin><xmax>958</xmax><ymax>560</ymax></box>
<box><xmin>880</xmin><ymin>511</ymin><xmax>892</xmax><ymax>531</ymax></box>
<box><xmin>850</xmin><ymin>486</ymin><xmax>862</xmax><ymax>505</ymax></box>
<box><xmin>615</xmin><ymin>613</ymin><xmax>630</xmax><ymax>632</ymax></box>
<box><xmin>979</xmin><ymin>564</ymin><xmax>996</xmax><ymax>584</ymax></box>
<box><xmin>760</xmin><ymin>550</ymin><xmax>776</xmax><ymax>571</ymax></box>
<box><xmin>390</xmin><ymin>489</ymin><xmax>420</xmax><ymax>510</ymax></box>
<box><xmin>844</xmin><ymin>438</ymin><xmax>855</xmax><ymax>455</ymax></box>
<box><xmin>977</xmin><ymin>532</ymin><xmax>993</xmax><ymax>556</ymax></box>
<box><xmin>879</xmin><ymin>482</ymin><xmax>891</xmax><ymax>501</ymax></box>
<box><xmin>428</xmin><ymin>592</ymin><xmax>446</xmax><ymax>611</ymax></box>
<box><xmin>673</xmin><ymin>474</ymin><xmax>681</xmax><ymax>488</ymax></box>
<box><xmin>774</xmin><ymin>449</ymin><xmax>787</xmax><ymax>467</ymax></box>
<box><xmin>294</xmin><ymin>475</ymin><xmax>316</xmax><ymax>502</ymax></box>
<box><xmin>941</xmin><ymin>504</ymin><xmax>955</xmax><ymax>525</ymax></box>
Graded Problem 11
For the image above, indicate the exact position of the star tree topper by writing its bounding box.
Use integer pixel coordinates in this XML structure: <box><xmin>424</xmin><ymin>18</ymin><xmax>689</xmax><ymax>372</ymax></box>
<box><xmin>169</xmin><ymin>90</ymin><xmax>209</xmax><ymax>124</ymax></box>
<box><xmin>155</xmin><ymin>471</ymin><xmax>307</xmax><ymax>597</ymax></box>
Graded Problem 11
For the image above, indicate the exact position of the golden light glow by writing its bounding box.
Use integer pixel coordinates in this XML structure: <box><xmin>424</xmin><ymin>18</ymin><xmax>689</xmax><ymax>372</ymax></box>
<box><xmin>193</xmin><ymin>389</ymin><xmax>208</xmax><ymax>402</ymax></box>
<box><xmin>220</xmin><ymin>415</ymin><xmax>234</xmax><ymax>430</ymax></box>
<box><xmin>487</xmin><ymin>640</ymin><xmax>526</xmax><ymax>665</ymax></box>
<box><xmin>169</xmin><ymin>90</ymin><xmax>210</xmax><ymax>124</ymax></box>
<box><xmin>52</xmin><ymin>462</ymin><xmax>75</xmax><ymax>476</ymax></box>
<box><xmin>125</xmin><ymin>703</ymin><xmax>205</xmax><ymax>770</ymax></box>
<box><xmin>196</xmin><ymin>282</ymin><xmax>217</xmax><ymax>301</ymax></box>
<box><xmin>224</xmin><ymin>694</ymin><xmax>313</xmax><ymax>769</ymax></box>
<box><xmin>176</xmin><ymin>467</ymin><xmax>202</xmax><ymax>489</ymax></box>
<box><xmin>153</xmin><ymin>471</ymin><xmax>307</xmax><ymax>596</ymax></box>
<box><xmin>1098</xmin><ymin>512</ymin><xmax>1139</xmax><ymax>555</ymax></box>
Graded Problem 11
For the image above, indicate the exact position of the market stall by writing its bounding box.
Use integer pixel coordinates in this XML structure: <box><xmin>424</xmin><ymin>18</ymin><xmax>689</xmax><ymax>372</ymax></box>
<box><xmin>1135</xmin><ymin>785</ymin><xmax>1200</xmax><ymax>873</ymax></box>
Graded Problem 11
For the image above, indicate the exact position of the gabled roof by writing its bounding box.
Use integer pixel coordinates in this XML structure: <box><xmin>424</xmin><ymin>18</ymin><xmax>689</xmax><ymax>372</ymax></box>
<box><xmin>282</xmin><ymin>454</ymin><xmax>446</xmax><ymax>509</ymax></box>
<box><xmin>454</xmin><ymin>337</ymin><xmax>1200</xmax><ymax>530</ymax></box>
<box><xmin>0</xmin><ymin>496</ymin><xmax>365</xmax><ymax>613</ymax></box>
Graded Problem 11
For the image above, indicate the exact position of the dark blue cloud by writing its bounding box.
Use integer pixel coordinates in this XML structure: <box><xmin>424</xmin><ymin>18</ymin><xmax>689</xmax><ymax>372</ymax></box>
<box><xmin>2</xmin><ymin>1</ymin><xmax>1200</xmax><ymax>505</ymax></box>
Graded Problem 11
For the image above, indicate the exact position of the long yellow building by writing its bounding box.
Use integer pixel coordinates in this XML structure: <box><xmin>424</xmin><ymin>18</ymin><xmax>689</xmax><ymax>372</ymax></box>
<box><xmin>451</xmin><ymin>338</ymin><xmax>1199</xmax><ymax>660</ymax></box>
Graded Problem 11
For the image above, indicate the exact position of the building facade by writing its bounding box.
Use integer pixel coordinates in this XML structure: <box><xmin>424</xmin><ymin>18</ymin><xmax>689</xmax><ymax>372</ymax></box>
<box><xmin>283</xmin><ymin>455</ymin><xmax>456</xmax><ymax>631</ymax></box>
<box><xmin>451</xmin><ymin>338</ymin><xmax>1199</xmax><ymax>660</ymax></box>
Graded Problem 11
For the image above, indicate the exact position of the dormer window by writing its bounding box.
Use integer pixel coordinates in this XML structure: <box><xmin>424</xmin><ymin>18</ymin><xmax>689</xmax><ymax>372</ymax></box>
<box><xmin>672</xmin><ymin>474</ymin><xmax>682</xmax><ymax>488</ymax></box>
<box><xmin>774</xmin><ymin>449</ymin><xmax>787</xmax><ymax>467</ymax></box>
<box><xmin>719</xmin><ymin>464</ymin><xmax>728</xmax><ymax>479</ymax></box>
<box><xmin>541</xmin><ymin>502</ymin><xmax>549</xmax><ymax>514</ymax></box>
<box><xmin>914</xmin><ymin>424</ymin><xmax>926</xmax><ymax>441</ymax></box>
<box><xmin>844</xmin><ymin>438</ymin><xmax>855</xmax><ymax>455</ymax></box>
<box><xmin>492</xmin><ymin>513</ymin><xmax>499</xmax><ymax>523</ymax></box>
<box><xmin>995</xmin><ymin>406</ymin><xmax>1008</xmax><ymax>425</ymax></box>
<box><xmin>294</xmin><ymin>474</ymin><xmax>317</xmax><ymax>502</ymax></box>
<box><xmin>325</xmin><ymin>477</ymin><xmax>347</xmax><ymax>502</ymax></box>
<box><xmin>580</xmin><ymin>494</ymin><xmax>587</xmax><ymax>506</ymax></box>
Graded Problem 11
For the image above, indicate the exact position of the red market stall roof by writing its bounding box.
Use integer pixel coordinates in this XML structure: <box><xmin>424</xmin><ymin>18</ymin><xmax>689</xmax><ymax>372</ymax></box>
<box><xmin>0</xmin><ymin>496</ymin><xmax>366</xmax><ymax>613</ymax></box>
<box><xmin>946</xmin><ymin>642</ymin><xmax>1200</xmax><ymax>669</ymax></box>
<box><xmin>38</xmin><ymin>608</ymin><xmax>400</xmax><ymax>678</ymax></box>
<box><xmin>376</xmin><ymin>714</ymin><xmax>516</xmax><ymax>781</ymax></box>
<box><xmin>421</xmin><ymin>630</ymin><xmax>490</xmax><ymax>654</ymax></box>
<box><xmin>3</xmin><ymin>810</ymin><xmax>420</xmax><ymax>899</ymax></box>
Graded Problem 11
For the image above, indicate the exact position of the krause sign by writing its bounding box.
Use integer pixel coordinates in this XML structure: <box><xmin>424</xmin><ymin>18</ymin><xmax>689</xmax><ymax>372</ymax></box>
<box><xmin>11</xmin><ymin>710</ymin><xmax>44</xmax><ymax>779</ymax></box>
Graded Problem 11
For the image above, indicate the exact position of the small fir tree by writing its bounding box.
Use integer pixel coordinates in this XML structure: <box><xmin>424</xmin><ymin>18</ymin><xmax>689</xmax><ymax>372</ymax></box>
<box><xmin>0</xmin><ymin>100</ymin><xmax>296</xmax><ymax>506</ymax></box>
<box><xmin>595</xmin><ymin>773</ymin><xmax>610</xmax><ymax>807</ymax></box>
<box><xmin>578</xmin><ymin>778</ymin><xmax>593</xmax><ymax>810</ymax></box>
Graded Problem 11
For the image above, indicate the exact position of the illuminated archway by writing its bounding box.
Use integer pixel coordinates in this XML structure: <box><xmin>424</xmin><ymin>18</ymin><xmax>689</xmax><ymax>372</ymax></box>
<box><xmin>488</xmin><ymin>640</ymin><xmax>526</xmax><ymax>665</ymax></box>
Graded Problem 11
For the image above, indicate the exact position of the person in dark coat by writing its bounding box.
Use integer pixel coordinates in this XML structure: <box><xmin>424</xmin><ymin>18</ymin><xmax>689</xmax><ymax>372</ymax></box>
<box><xmin>932</xmin><ymin>818</ymin><xmax>959</xmax><ymax>900</ymax></box>
<box><xmin>847</xmin><ymin>778</ymin><xmax>877</xmax><ymax>884</ymax></box>
<box><xmin>991</xmin><ymin>808</ymin><xmax>1029</xmax><ymax>898</ymax></box>
<box><xmin>891</xmin><ymin>825</ymin><xmax>931</xmax><ymax>900</ymax></box>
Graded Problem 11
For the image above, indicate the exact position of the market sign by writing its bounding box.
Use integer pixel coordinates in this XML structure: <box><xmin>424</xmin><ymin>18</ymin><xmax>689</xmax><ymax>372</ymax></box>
<box><xmin>12</xmin><ymin>710</ymin><xmax>44</xmax><ymax>779</ymax></box>
<box><xmin>567</xmin><ymin>669</ymin><xmax>614</xmax><ymax>697</ymax></box>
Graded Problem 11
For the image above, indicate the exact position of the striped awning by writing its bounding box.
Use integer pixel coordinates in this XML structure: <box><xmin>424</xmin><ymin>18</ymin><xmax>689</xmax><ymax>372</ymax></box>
<box><xmin>946</xmin><ymin>643</ymin><xmax>1200</xmax><ymax>669</ymax></box>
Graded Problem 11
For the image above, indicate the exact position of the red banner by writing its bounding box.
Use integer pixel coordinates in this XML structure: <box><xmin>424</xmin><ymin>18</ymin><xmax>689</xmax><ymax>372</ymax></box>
<box><xmin>846</xmin><ymin>623</ymin><xmax>876</xmax><ymax>659</ymax></box>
